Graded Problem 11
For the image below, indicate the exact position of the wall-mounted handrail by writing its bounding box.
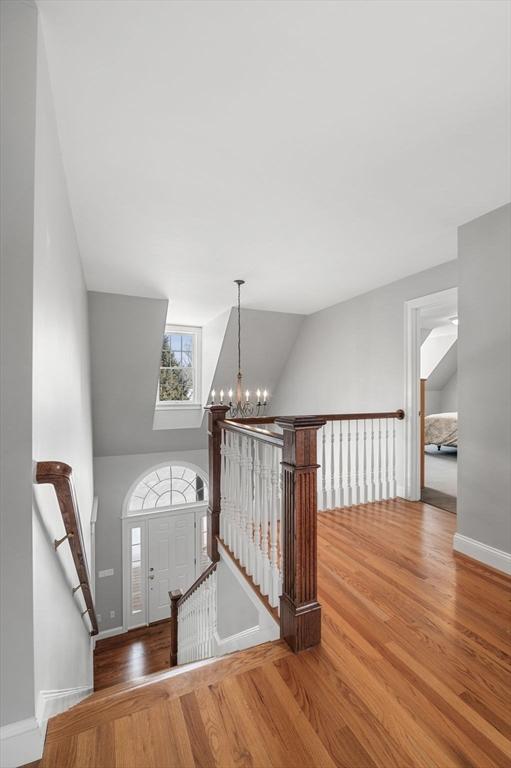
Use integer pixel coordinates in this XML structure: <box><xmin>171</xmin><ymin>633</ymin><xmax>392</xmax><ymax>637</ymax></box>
<box><xmin>35</xmin><ymin>461</ymin><xmax>98</xmax><ymax>636</ymax></box>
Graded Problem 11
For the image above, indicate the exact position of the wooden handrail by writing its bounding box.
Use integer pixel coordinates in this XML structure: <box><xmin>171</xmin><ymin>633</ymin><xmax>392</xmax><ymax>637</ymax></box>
<box><xmin>168</xmin><ymin>561</ymin><xmax>218</xmax><ymax>667</ymax></box>
<box><xmin>177</xmin><ymin>561</ymin><xmax>217</xmax><ymax>607</ymax></box>
<box><xmin>35</xmin><ymin>461</ymin><xmax>99</xmax><ymax>636</ymax></box>
<box><xmin>221</xmin><ymin>419</ymin><xmax>284</xmax><ymax>446</ymax></box>
<box><xmin>231</xmin><ymin>409</ymin><xmax>405</xmax><ymax>425</ymax></box>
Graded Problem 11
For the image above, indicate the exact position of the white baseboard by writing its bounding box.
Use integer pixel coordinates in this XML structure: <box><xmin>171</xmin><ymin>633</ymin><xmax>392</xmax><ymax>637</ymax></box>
<box><xmin>453</xmin><ymin>533</ymin><xmax>511</xmax><ymax>575</ymax></box>
<box><xmin>36</xmin><ymin>685</ymin><xmax>92</xmax><ymax>732</ymax></box>
<box><xmin>0</xmin><ymin>717</ymin><xmax>44</xmax><ymax>768</ymax></box>
<box><xmin>96</xmin><ymin>625</ymin><xmax>126</xmax><ymax>641</ymax></box>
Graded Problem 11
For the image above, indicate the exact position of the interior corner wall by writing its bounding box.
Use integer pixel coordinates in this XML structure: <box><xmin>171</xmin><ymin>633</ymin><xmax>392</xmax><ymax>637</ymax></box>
<box><xmin>457</xmin><ymin>204</ymin><xmax>511</xmax><ymax>555</ymax></box>
<box><xmin>0</xmin><ymin>0</ymin><xmax>38</xmax><ymax>729</ymax></box>
<box><xmin>270</xmin><ymin>260</ymin><xmax>458</xmax><ymax>491</ymax></box>
<box><xmin>31</xmin><ymin>17</ymin><xmax>95</xmax><ymax>706</ymax></box>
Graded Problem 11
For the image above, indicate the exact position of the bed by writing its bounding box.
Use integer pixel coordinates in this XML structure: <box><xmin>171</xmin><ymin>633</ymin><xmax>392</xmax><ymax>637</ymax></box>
<box><xmin>424</xmin><ymin>412</ymin><xmax>458</xmax><ymax>448</ymax></box>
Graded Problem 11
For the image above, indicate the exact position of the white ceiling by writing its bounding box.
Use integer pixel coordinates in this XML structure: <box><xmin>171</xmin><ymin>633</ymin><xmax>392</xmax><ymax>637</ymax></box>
<box><xmin>38</xmin><ymin>0</ymin><xmax>510</xmax><ymax>324</ymax></box>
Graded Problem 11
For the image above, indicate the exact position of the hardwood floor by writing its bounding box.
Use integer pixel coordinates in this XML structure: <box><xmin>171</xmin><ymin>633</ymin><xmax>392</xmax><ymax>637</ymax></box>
<box><xmin>94</xmin><ymin>621</ymin><xmax>171</xmax><ymax>691</ymax></box>
<box><xmin>42</xmin><ymin>500</ymin><xmax>511</xmax><ymax>767</ymax></box>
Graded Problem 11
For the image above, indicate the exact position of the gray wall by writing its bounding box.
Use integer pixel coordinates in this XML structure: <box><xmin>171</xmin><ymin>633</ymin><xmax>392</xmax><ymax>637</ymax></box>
<box><xmin>89</xmin><ymin>292</ymin><xmax>304</xmax><ymax>457</ymax></box>
<box><xmin>270</xmin><ymin>260</ymin><xmax>458</xmax><ymax>490</ymax></box>
<box><xmin>32</xmin><ymin>18</ymin><xmax>95</xmax><ymax>704</ymax></box>
<box><xmin>0</xmin><ymin>0</ymin><xmax>38</xmax><ymax>728</ymax></box>
<box><xmin>457</xmin><ymin>204</ymin><xmax>511</xmax><ymax>552</ymax></box>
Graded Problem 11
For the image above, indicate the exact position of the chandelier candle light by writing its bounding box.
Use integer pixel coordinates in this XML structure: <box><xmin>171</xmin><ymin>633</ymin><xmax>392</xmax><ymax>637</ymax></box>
<box><xmin>210</xmin><ymin>279</ymin><xmax>269</xmax><ymax>418</ymax></box>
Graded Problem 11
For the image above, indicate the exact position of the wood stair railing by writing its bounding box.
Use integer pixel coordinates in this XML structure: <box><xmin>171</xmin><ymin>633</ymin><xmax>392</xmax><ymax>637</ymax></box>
<box><xmin>169</xmin><ymin>562</ymin><xmax>218</xmax><ymax>667</ymax></box>
<box><xmin>170</xmin><ymin>406</ymin><xmax>405</xmax><ymax>665</ymax></box>
<box><xmin>35</xmin><ymin>461</ymin><xmax>99</xmax><ymax>636</ymax></box>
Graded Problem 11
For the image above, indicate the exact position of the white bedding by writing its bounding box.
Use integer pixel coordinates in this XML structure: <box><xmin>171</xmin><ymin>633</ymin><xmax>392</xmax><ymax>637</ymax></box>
<box><xmin>424</xmin><ymin>412</ymin><xmax>458</xmax><ymax>447</ymax></box>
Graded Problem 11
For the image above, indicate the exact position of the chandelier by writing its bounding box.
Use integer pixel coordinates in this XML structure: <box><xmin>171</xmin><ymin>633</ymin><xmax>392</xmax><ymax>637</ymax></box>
<box><xmin>210</xmin><ymin>279</ymin><xmax>268</xmax><ymax>418</ymax></box>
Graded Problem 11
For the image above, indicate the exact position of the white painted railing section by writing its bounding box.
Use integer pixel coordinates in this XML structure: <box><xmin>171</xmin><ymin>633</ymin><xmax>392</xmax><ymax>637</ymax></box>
<box><xmin>220</xmin><ymin>430</ymin><xmax>283</xmax><ymax>612</ymax></box>
<box><xmin>177</xmin><ymin>568</ymin><xmax>217</xmax><ymax>665</ymax></box>
<box><xmin>318</xmin><ymin>418</ymin><xmax>400</xmax><ymax>510</ymax></box>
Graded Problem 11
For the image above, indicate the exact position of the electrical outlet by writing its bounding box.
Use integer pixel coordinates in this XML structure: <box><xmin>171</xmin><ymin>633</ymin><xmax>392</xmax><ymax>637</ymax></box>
<box><xmin>109</xmin><ymin>610</ymin><xmax>115</xmax><ymax>619</ymax></box>
<box><xmin>97</xmin><ymin>614</ymin><xmax>102</xmax><ymax>623</ymax></box>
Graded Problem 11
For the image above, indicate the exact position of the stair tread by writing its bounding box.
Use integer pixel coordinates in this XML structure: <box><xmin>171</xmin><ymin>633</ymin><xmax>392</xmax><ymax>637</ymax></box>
<box><xmin>45</xmin><ymin>640</ymin><xmax>290</xmax><ymax>743</ymax></box>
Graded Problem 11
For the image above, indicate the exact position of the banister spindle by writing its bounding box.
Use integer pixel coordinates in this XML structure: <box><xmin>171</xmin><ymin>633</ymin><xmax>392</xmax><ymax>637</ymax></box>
<box><xmin>338</xmin><ymin>422</ymin><xmax>344</xmax><ymax>508</ymax></box>
<box><xmin>354</xmin><ymin>420</ymin><xmax>360</xmax><ymax>505</ymax></box>
<box><xmin>392</xmin><ymin>418</ymin><xmax>397</xmax><ymax>498</ymax></box>
<box><xmin>330</xmin><ymin>420</ymin><xmax>335</xmax><ymax>508</ymax></box>
<box><xmin>321</xmin><ymin>425</ymin><xmax>327</xmax><ymax>510</ymax></box>
<box><xmin>276</xmin><ymin>416</ymin><xmax>325</xmax><ymax>652</ymax></box>
<box><xmin>370</xmin><ymin>419</ymin><xmax>376</xmax><ymax>503</ymax></box>
<box><xmin>378</xmin><ymin>418</ymin><xmax>383</xmax><ymax>501</ymax></box>
<box><xmin>346</xmin><ymin>420</ymin><xmax>352</xmax><ymax>507</ymax></box>
<box><xmin>385</xmin><ymin>419</ymin><xmax>390</xmax><ymax>499</ymax></box>
<box><xmin>363</xmin><ymin>419</ymin><xmax>368</xmax><ymax>504</ymax></box>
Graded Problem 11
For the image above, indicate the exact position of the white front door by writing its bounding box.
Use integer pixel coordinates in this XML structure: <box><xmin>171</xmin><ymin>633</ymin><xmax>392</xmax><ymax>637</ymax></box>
<box><xmin>147</xmin><ymin>513</ymin><xmax>196</xmax><ymax>623</ymax></box>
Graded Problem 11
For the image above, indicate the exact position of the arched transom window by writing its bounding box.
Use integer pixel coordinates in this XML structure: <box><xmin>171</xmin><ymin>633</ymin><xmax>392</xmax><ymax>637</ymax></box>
<box><xmin>128</xmin><ymin>464</ymin><xmax>208</xmax><ymax>513</ymax></box>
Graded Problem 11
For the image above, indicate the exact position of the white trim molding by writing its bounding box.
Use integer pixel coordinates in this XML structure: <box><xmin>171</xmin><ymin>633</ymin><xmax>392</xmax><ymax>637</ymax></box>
<box><xmin>404</xmin><ymin>287</ymin><xmax>458</xmax><ymax>500</ymax></box>
<box><xmin>0</xmin><ymin>717</ymin><xmax>44</xmax><ymax>767</ymax></box>
<box><xmin>95</xmin><ymin>625</ymin><xmax>126</xmax><ymax>641</ymax></box>
<box><xmin>36</xmin><ymin>685</ymin><xmax>92</xmax><ymax>732</ymax></box>
<box><xmin>453</xmin><ymin>533</ymin><xmax>511</xmax><ymax>575</ymax></box>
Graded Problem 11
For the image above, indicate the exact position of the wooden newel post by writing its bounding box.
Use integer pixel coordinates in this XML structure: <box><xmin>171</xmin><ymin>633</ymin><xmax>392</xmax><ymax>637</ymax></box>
<box><xmin>207</xmin><ymin>405</ymin><xmax>229</xmax><ymax>562</ymax></box>
<box><xmin>169</xmin><ymin>589</ymin><xmax>182</xmax><ymax>667</ymax></box>
<box><xmin>275</xmin><ymin>416</ymin><xmax>326</xmax><ymax>653</ymax></box>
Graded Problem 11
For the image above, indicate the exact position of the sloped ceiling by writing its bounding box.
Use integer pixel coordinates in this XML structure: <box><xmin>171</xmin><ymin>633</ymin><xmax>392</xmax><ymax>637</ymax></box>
<box><xmin>427</xmin><ymin>341</ymin><xmax>457</xmax><ymax>390</ymax></box>
<box><xmin>38</xmin><ymin>0</ymin><xmax>510</xmax><ymax>323</ymax></box>
<box><xmin>89</xmin><ymin>291</ymin><xmax>303</xmax><ymax>456</ymax></box>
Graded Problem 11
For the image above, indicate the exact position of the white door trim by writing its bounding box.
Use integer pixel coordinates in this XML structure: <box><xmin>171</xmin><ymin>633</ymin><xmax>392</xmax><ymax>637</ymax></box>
<box><xmin>122</xmin><ymin>505</ymin><xmax>208</xmax><ymax>631</ymax></box>
<box><xmin>403</xmin><ymin>287</ymin><xmax>458</xmax><ymax>500</ymax></box>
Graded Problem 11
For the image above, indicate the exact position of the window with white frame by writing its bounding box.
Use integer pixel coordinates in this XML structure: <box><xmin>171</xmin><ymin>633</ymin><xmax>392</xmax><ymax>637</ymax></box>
<box><xmin>157</xmin><ymin>325</ymin><xmax>201</xmax><ymax>406</ymax></box>
<box><xmin>127</xmin><ymin>464</ymin><xmax>208</xmax><ymax>514</ymax></box>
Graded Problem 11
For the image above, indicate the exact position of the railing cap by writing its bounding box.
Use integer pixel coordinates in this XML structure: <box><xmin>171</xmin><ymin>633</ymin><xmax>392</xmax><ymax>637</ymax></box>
<box><xmin>36</xmin><ymin>460</ymin><xmax>73</xmax><ymax>482</ymax></box>
<box><xmin>275</xmin><ymin>416</ymin><xmax>327</xmax><ymax>429</ymax></box>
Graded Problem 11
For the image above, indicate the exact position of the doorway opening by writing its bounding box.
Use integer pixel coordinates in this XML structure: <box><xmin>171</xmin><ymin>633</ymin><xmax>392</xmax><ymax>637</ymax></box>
<box><xmin>404</xmin><ymin>288</ymin><xmax>458</xmax><ymax>513</ymax></box>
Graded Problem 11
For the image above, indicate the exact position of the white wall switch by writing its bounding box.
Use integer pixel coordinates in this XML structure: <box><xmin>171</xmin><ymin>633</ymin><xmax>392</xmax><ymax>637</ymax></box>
<box><xmin>109</xmin><ymin>610</ymin><xmax>115</xmax><ymax>619</ymax></box>
<box><xmin>98</xmin><ymin>568</ymin><xmax>114</xmax><ymax>578</ymax></box>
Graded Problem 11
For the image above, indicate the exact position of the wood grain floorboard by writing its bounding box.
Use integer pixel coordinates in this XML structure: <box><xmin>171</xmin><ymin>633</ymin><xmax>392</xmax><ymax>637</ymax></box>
<box><xmin>40</xmin><ymin>500</ymin><xmax>511</xmax><ymax>767</ymax></box>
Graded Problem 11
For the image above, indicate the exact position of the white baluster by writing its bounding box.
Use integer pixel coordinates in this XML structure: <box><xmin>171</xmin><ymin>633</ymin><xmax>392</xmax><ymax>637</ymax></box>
<box><xmin>260</xmin><ymin>443</ymin><xmax>272</xmax><ymax>597</ymax></box>
<box><xmin>253</xmin><ymin>441</ymin><xmax>262</xmax><ymax>586</ymax></box>
<box><xmin>392</xmin><ymin>418</ymin><xmax>397</xmax><ymax>498</ymax></box>
<box><xmin>354</xmin><ymin>420</ymin><xmax>360</xmax><ymax>505</ymax></box>
<box><xmin>321</xmin><ymin>425</ymin><xmax>327</xmax><ymax>510</ymax></box>
<box><xmin>239</xmin><ymin>436</ymin><xmax>248</xmax><ymax>568</ymax></box>
<box><xmin>370</xmin><ymin>419</ymin><xmax>376</xmax><ymax>503</ymax></box>
<box><xmin>385</xmin><ymin>419</ymin><xmax>390</xmax><ymax>499</ymax></box>
<box><xmin>220</xmin><ymin>430</ymin><xmax>226</xmax><ymax>539</ymax></box>
<box><xmin>378</xmin><ymin>418</ymin><xmax>383</xmax><ymax>501</ymax></box>
<box><xmin>363</xmin><ymin>419</ymin><xmax>368</xmax><ymax>504</ymax></box>
<box><xmin>338</xmin><ymin>421</ymin><xmax>344</xmax><ymax>509</ymax></box>
<box><xmin>246</xmin><ymin>439</ymin><xmax>255</xmax><ymax>577</ymax></box>
<box><xmin>269</xmin><ymin>445</ymin><xmax>280</xmax><ymax>607</ymax></box>
<box><xmin>330</xmin><ymin>420</ymin><xmax>335</xmax><ymax>508</ymax></box>
<box><xmin>346</xmin><ymin>420</ymin><xmax>352</xmax><ymax>507</ymax></box>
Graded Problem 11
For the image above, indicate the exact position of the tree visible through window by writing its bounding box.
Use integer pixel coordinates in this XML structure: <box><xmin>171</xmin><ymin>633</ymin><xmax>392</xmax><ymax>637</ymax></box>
<box><xmin>159</xmin><ymin>331</ymin><xmax>195</xmax><ymax>402</ymax></box>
